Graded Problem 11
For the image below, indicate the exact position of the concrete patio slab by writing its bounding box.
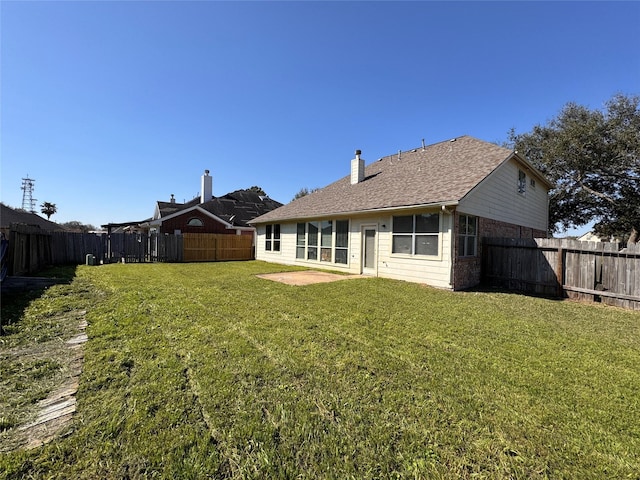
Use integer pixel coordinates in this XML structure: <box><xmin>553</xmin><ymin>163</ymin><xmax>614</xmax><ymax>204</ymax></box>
<box><xmin>256</xmin><ymin>270</ymin><xmax>365</xmax><ymax>286</ymax></box>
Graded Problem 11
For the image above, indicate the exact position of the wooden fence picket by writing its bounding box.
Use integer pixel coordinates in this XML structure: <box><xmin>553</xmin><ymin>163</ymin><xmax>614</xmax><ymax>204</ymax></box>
<box><xmin>483</xmin><ymin>237</ymin><xmax>640</xmax><ymax>310</ymax></box>
<box><xmin>5</xmin><ymin>227</ymin><xmax>253</xmax><ymax>275</ymax></box>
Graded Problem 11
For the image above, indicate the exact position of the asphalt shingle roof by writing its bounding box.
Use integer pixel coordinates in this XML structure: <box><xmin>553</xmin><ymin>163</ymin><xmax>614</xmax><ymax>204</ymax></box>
<box><xmin>252</xmin><ymin>136</ymin><xmax>515</xmax><ymax>223</ymax></box>
<box><xmin>157</xmin><ymin>190</ymin><xmax>283</xmax><ymax>227</ymax></box>
<box><xmin>1</xmin><ymin>204</ymin><xmax>67</xmax><ymax>231</ymax></box>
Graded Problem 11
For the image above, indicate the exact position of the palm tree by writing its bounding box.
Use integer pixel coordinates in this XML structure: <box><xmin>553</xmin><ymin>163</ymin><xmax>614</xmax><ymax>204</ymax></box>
<box><xmin>40</xmin><ymin>201</ymin><xmax>57</xmax><ymax>220</ymax></box>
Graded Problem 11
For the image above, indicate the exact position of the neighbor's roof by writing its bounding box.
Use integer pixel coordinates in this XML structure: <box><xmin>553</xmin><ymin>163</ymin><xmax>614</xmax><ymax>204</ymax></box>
<box><xmin>156</xmin><ymin>190</ymin><xmax>283</xmax><ymax>227</ymax></box>
<box><xmin>0</xmin><ymin>204</ymin><xmax>67</xmax><ymax>231</ymax></box>
<box><xmin>252</xmin><ymin>135</ymin><xmax>545</xmax><ymax>224</ymax></box>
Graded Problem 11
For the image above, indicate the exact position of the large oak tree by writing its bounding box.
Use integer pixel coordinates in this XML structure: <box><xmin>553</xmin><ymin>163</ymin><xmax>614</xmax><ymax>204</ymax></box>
<box><xmin>509</xmin><ymin>93</ymin><xmax>640</xmax><ymax>242</ymax></box>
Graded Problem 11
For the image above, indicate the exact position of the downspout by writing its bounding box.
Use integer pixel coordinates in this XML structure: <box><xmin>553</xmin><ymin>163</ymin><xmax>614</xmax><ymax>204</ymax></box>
<box><xmin>442</xmin><ymin>205</ymin><xmax>456</xmax><ymax>289</ymax></box>
<box><xmin>253</xmin><ymin>228</ymin><xmax>257</xmax><ymax>260</ymax></box>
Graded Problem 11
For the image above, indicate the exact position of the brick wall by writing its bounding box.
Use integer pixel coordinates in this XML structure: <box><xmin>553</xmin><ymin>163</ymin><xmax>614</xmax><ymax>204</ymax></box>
<box><xmin>452</xmin><ymin>214</ymin><xmax>547</xmax><ymax>290</ymax></box>
<box><xmin>160</xmin><ymin>211</ymin><xmax>253</xmax><ymax>236</ymax></box>
<box><xmin>478</xmin><ymin>217</ymin><xmax>546</xmax><ymax>240</ymax></box>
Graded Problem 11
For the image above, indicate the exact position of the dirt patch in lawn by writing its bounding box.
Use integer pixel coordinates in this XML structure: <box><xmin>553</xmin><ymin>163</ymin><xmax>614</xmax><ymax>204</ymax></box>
<box><xmin>256</xmin><ymin>270</ymin><xmax>366</xmax><ymax>286</ymax></box>
<box><xmin>1</xmin><ymin>276</ymin><xmax>70</xmax><ymax>295</ymax></box>
<box><xmin>0</xmin><ymin>310</ymin><xmax>88</xmax><ymax>452</ymax></box>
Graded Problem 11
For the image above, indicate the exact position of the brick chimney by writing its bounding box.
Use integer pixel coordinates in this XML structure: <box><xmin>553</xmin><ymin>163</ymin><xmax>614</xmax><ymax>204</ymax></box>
<box><xmin>350</xmin><ymin>150</ymin><xmax>364</xmax><ymax>185</ymax></box>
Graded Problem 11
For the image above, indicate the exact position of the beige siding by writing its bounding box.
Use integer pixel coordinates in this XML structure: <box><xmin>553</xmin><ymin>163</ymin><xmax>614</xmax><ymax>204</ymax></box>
<box><xmin>256</xmin><ymin>222</ymin><xmax>358</xmax><ymax>272</ymax></box>
<box><xmin>255</xmin><ymin>210</ymin><xmax>454</xmax><ymax>289</ymax></box>
<box><xmin>459</xmin><ymin>158</ymin><xmax>549</xmax><ymax>231</ymax></box>
<box><xmin>256</xmin><ymin>223</ymin><xmax>303</xmax><ymax>266</ymax></box>
<box><xmin>375</xmin><ymin>211</ymin><xmax>453</xmax><ymax>289</ymax></box>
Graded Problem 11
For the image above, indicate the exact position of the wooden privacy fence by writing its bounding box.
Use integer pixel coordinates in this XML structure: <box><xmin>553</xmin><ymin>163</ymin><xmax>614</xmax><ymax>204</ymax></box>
<box><xmin>6</xmin><ymin>225</ymin><xmax>53</xmax><ymax>276</ymax></box>
<box><xmin>183</xmin><ymin>233</ymin><xmax>254</xmax><ymax>262</ymax></box>
<box><xmin>51</xmin><ymin>231</ymin><xmax>107</xmax><ymax>264</ymax></box>
<box><xmin>5</xmin><ymin>226</ymin><xmax>254</xmax><ymax>275</ymax></box>
<box><xmin>106</xmin><ymin>233</ymin><xmax>183</xmax><ymax>263</ymax></box>
<box><xmin>482</xmin><ymin>237</ymin><xmax>640</xmax><ymax>310</ymax></box>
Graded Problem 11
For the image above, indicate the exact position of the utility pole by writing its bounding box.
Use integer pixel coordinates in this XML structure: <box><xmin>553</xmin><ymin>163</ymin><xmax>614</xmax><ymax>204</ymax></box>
<box><xmin>21</xmin><ymin>176</ymin><xmax>37</xmax><ymax>213</ymax></box>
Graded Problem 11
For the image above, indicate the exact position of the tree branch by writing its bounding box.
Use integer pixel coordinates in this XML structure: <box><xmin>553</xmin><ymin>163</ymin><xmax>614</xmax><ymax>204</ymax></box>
<box><xmin>577</xmin><ymin>180</ymin><xmax>617</xmax><ymax>205</ymax></box>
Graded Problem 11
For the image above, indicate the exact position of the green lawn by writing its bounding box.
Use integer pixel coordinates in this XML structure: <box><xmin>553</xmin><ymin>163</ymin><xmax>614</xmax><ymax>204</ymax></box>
<box><xmin>1</xmin><ymin>261</ymin><xmax>639</xmax><ymax>479</ymax></box>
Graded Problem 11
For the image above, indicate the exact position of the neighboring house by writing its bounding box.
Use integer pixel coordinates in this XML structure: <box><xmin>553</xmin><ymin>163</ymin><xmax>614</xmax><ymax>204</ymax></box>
<box><xmin>251</xmin><ymin>136</ymin><xmax>552</xmax><ymax>290</ymax></box>
<box><xmin>1</xmin><ymin>203</ymin><xmax>67</xmax><ymax>236</ymax></box>
<box><xmin>577</xmin><ymin>231</ymin><xmax>615</xmax><ymax>243</ymax></box>
<box><xmin>144</xmin><ymin>170</ymin><xmax>283</xmax><ymax>236</ymax></box>
<box><xmin>578</xmin><ymin>231</ymin><xmax>600</xmax><ymax>242</ymax></box>
<box><xmin>101</xmin><ymin>220</ymin><xmax>152</xmax><ymax>235</ymax></box>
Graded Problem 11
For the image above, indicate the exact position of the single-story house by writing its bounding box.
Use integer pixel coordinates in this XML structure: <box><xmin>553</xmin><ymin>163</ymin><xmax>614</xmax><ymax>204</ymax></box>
<box><xmin>1</xmin><ymin>203</ymin><xmax>67</xmax><ymax>236</ymax></box>
<box><xmin>251</xmin><ymin>136</ymin><xmax>552</xmax><ymax>290</ymax></box>
<box><xmin>143</xmin><ymin>170</ymin><xmax>283</xmax><ymax>236</ymax></box>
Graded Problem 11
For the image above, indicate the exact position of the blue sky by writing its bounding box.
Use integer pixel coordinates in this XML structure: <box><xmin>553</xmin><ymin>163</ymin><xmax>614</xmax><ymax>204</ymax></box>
<box><xmin>1</xmin><ymin>1</ymin><xmax>638</xmax><ymax>234</ymax></box>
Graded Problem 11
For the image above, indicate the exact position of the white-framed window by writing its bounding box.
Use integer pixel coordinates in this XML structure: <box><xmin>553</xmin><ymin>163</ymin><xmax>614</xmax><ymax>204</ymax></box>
<box><xmin>296</xmin><ymin>223</ymin><xmax>306</xmax><ymax>259</ymax></box>
<box><xmin>320</xmin><ymin>220</ymin><xmax>332</xmax><ymax>261</ymax></box>
<box><xmin>458</xmin><ymin>214</ymin><xmax>477</xmax><ymax>257</ymax></box>
<box><xmin>392</xmin><ymin>213</ymin><xmax>440</xmax><ymax>256</ymax></box>
<box><xmin>265</xmin><ymin>224</ymin><xmax>280</xmax><ymax>252</ymax></box>
<box><xmin>296</xmin><ymin>220</ymin><xmax>349</xmax><ymax>264</ymax></box>
<box><xmin>335</xmin><ymin>220</ymin><xmax>348</xmax><ymax>264</ymax></box>
<box><xmin>518</xmin><ymin>169</ymin><xmax>527</xmax><ymax>195</ymax></box>
<box><xmin>307</xmin><ymin>222</ymin><xmax>318</xmax><ymax>260</ymax></box>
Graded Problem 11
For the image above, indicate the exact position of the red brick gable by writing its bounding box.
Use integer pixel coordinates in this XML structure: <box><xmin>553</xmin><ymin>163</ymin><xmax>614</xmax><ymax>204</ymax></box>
<box><xmin>160</xmin><ymin>210</ymin><xmax>233</xmax><ymax>234</ymax></box>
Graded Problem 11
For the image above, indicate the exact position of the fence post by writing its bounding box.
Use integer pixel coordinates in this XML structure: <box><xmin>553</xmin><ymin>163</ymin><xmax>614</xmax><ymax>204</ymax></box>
<box><xmin>555</xmin><ymin>246</ymin><xmax>564</xmax><ymax>298</ymax></box>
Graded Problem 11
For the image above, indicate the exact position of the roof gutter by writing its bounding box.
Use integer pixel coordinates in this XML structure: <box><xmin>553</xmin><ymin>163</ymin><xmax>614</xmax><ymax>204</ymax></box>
<box><xmin>354</xmin><ymin>201</ymin><xmax>459</xmax><ymax>216</ymax></box>
<box><xmin>250</xmin><ymin>201</ymin><xmax>459</xmax><ymax>224</ymax></box>
<box><xmin>225</xmin><ymin>225</ymin><xmax>254</xmax><ymax>232</ymax></box>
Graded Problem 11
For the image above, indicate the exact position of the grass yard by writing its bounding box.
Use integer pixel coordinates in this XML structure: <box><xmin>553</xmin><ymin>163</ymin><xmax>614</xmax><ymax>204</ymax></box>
<box><xmin>1</xmin><ymin>261</ymin><xmax>639</xmax><ymax>479</ymax></box>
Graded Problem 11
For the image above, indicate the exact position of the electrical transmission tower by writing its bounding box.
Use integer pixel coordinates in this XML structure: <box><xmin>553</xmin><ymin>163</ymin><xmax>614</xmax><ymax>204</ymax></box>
<box><xmin>21</xmin><ymin>176</ymin><xmax>37</xmax><ymax>213</ymax></box>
